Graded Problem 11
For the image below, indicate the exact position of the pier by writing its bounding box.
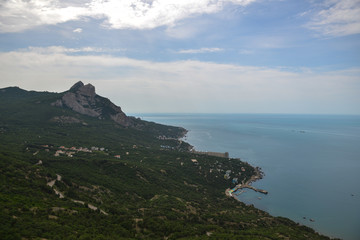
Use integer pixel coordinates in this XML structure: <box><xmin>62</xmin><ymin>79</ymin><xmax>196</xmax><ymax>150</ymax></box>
<box><xmin>235</xmin><ymin>184</ymin><xmax>268</xmax><ymax>194</ymax></box>
<box><xmin>226</xmin><ymin>184</ymin><xmax>268</xmax><ymax>197</ymax></box>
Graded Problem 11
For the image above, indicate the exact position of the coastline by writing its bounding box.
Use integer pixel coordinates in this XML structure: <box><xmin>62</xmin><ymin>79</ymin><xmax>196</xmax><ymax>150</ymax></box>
<box><xmin>141</xmin><ymin>113</ymin><xmax>357</xmax><ymax>239</ymax></box>
<box><xmin>180</xmin><ymin>127</ymin><xmax>268</xmax><ymax>200</ymax></box>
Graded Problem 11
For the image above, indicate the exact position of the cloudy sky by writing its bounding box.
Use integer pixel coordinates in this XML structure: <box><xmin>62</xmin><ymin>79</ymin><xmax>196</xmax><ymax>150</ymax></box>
<box><xmin>0</xmin><ymin>0</ymin><xmax>359</xmax><ymax>114</ymax></box>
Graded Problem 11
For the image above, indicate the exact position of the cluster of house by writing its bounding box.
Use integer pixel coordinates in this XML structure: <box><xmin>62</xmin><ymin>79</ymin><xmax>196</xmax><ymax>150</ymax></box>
<box><xmin>157</xmin><ymin>135</ymin><xmax>177</xmax><ymax>140</ymax></box>
<box><xmin>190</xmin><ymin>159</ymin><xmax>243</xmax><ymax>184</ymax></box>
<box><xmin>224</xmin><ymin>170</ymin><xmax>240</xmax><ymax>185</ymax></box>
<box><xmin>160</xmin><ymin>145</ymin><xmax>174</xmax><ymax>150</ymax></box>
<box><xmin>224</xmin><ymin>170</ymin><xmax>232</xmax><ymax>180</ymax></box>
<box><xmin>54</xmin><ymin>146</ymin><xmax>105</xmax><ymax>157</ymax></box>
<box><xmin>114</xmin><ymin>149</ymin><xmax>132</xmax><ymax>159</ymax></box>
<box><xmin>191</xmin><ymin>159</ymin><xmax>199</xmax><ymax>165</ymax></box>
<box><xmin>55</xmin><ymin>149</ymin><xmax>75</xmax><ymax>157</ymax></box>
<box><xmin>90</xmin><ymin>146</ymin><xmax>106</xmax><ymax>151</ymax></box>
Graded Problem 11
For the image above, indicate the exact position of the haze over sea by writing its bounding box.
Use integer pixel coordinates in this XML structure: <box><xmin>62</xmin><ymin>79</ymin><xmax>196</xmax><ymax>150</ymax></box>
<box><xmin>138</xmin><ymin>114</ymin><xmax>360</xmax><ymax>240</ymax></box>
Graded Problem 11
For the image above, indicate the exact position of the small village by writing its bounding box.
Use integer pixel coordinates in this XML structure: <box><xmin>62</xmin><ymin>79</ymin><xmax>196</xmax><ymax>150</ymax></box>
<box><xmin>31</xmin><ymin>144</ymin><xmax>126</xmax><ymax>159</ymax></box>
<box><xmin>54</xmin><ymin>146</ymin><xmax>95</xmax><ymax>157</ymax></box>
<box><xmin>32</xmin><ymin>144</ymin><xmax>257</xmax><ymax>190</ymax></box>
<box><xmin>33</xmin><ymin>143</ymin><xmax>267</xmax><ymax>210</ymax></box>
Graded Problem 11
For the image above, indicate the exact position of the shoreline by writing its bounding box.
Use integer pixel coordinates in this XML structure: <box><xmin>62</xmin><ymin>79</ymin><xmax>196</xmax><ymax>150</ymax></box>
<box><xmin>155</xmin><ymin>115</ymin><xmax>346</xmax><ymax>240</ymax></box>
<box><xmin>180</xmin><ymin>129</ymin><xmax>268</xmax><ymax>199</ymax></box>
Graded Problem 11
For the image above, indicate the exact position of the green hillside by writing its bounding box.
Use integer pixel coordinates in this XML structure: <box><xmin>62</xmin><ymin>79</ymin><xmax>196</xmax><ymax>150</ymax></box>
<box><xmin>0</xmin><ymin>85</ymin><xmax>334</xmax><ymax>239</ymax></box>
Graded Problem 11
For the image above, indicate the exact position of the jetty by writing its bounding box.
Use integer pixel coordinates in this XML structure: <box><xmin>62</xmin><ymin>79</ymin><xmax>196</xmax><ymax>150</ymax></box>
<box><xmin>226</xmin><ymin>184</ymin><xmax>268</xmax><ymax>197</ymax></box>
<box><xmin>234</xmin><ymin>184</ymin><xmax>267</xmax><ymax>194</ymax></box>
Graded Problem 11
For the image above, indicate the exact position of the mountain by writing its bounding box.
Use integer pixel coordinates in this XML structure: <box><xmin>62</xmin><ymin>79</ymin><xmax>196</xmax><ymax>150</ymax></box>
<box><xmin>0</xmin><ymin>83</ymin><xmax>334</xmax><ymax>240</ymax></box>
<box><xmin>52</xmin><ymin>81</ymin><xmax>132</xmax><ymax>127</ymax></box>
<box><xmin>0</xmin><ymin>83</ymin><xmax>187</xmax><ymax>147</ymax></box>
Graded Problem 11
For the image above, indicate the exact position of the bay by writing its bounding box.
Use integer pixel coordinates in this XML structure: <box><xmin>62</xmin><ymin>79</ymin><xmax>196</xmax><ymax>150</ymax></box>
<box><xmin>137</xmin><ymin>113</ymin><xmax>360</xmax><ymax>240</ymax></box>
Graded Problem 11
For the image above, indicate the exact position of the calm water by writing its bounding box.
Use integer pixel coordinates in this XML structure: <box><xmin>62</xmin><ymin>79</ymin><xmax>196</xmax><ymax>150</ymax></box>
<box><xmin>137</xmin><ymin>114</ymin><xmax>360</xmax><ymax>240</ymax></box>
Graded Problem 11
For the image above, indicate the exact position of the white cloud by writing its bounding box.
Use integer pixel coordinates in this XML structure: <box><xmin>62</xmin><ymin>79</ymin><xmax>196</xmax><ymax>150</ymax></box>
<box><xmin>177</xmin><ymin>48</ymin><xmax>224</xmax><ymax>54</ymax></box>
<box><xmin>307</xmin><ymin>0</ymin><xmax>360</xmax><ymax>37</ymax></box>
<box><xmin>0</xmin><ymin>0</ymin><xmax>257</xmax><ymax>33</ymax></box>
<box><xmin>24</xmin><ymin>46</ymin><xmax>124</xmax><ymax>54</ymax></box>
<box><xmin>73</xmin><ymin>28</ymin><xmax>83</xmax><ymax>33</ymax></box>
<box><xmin>0</xmin><ymin>46</ymin><xmax>359</xmax><ymax>114</ymax></box>
<box><xmin>0</xmin><ymin>0</ymin><xmax>90</xmax><ymax>32</ymax></box>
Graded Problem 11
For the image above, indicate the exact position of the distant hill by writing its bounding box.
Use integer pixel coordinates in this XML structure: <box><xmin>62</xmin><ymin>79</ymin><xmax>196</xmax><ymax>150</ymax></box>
<box><xmin>0</xmin><ymin>83</ymin><xmax>333</xmax><ymax>239</ymax></box>
<box><xmin>0</xmin><ymin>82</ymin><xmax>188</xmax><ymax>149</ymax></box>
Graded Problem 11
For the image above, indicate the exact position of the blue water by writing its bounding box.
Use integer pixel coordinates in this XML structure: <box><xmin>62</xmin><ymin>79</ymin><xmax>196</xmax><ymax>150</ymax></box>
<box><xmin>136</xmin><ymin>114</ymin><xmax>360</xmax><ymax>240</ymax></box>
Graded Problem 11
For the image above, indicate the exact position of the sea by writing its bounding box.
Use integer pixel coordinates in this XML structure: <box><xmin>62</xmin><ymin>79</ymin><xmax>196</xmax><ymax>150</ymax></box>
<box><xmin>136</xmin><ymin>113</ymin><xmax>360</xmax><ymax>240</ymax></box>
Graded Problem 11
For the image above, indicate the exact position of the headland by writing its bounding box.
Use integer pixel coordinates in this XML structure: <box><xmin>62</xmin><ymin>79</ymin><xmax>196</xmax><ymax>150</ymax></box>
<box><xmin>226</xmin><ymin>166</ymin><xmax>268</xmax><ymax>198</ymax></box>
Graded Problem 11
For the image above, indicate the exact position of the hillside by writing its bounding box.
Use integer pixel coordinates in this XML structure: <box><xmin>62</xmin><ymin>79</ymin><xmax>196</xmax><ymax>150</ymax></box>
<box><xmin>0</xmin><ymin>83</ymin><xmax>334</xmax><ymax>239</ymax></box>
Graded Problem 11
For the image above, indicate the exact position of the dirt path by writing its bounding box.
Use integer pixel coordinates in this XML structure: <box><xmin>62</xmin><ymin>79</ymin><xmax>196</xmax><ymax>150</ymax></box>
<box><xmin>46</xmin><ymin>174</ymin><xmax>108</xmax><ymax>215</ymax></box>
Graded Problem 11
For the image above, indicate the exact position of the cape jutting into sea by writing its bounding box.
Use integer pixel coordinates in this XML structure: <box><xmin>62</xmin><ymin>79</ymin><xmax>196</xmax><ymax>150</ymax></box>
<box><xmin>137</xmin><ymin>113</ymin><xmax>360</xmax><ymax>240</ymax></box>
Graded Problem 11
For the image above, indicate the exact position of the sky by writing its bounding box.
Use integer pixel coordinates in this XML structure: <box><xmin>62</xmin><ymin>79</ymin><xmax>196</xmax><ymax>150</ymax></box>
<box><xmin>0</xmin><ymin>0</ymin><xmax>359</xmax><ymax>114</ymax></box>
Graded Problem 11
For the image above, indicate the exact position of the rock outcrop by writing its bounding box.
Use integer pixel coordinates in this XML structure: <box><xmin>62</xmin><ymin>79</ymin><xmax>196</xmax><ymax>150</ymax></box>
<box><xmin>52</xmin><ymin>81</ymin><xmax>132</xmax><ymax>127</ymax></box>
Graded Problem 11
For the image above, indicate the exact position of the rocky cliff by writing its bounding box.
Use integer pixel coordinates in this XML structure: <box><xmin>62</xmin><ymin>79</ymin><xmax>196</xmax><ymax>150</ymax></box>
<box><xmin>52</xmin><ymin>81</ymin><xmax>132</xmax><ymax>127</ymax></box>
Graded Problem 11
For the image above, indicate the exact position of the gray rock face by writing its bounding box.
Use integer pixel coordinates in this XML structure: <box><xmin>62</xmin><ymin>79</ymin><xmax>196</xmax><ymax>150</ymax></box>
<box><xmin>53</xmin><ymin>81</ymin><xmax>132</xmax><ymax>126</ymax></box>
<box><xmin>69</xmin><ymin>81</ymin><xmax>85</xmax><ymax>92</ymax></box>
<box><xmin>77</xmin><ymin>83</ymin><xmax>96</xmax><ymax>98</ymax></box>
<box><xmin>62</xmin><ymin>91</ymin><xmax>99</xmax><ymax>117</ymax></box>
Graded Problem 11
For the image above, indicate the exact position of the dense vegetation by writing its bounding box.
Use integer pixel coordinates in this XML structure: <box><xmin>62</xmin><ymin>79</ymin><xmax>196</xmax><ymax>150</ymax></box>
<box><xmin>0</xmin><ymin>86</ymin><xmax>334</xmax><ymax>239</ymax></box>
